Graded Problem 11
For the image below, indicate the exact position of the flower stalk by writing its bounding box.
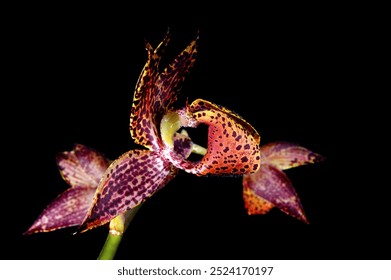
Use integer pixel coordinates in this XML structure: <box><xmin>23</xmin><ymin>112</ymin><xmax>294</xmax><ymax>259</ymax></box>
<box><xmin>98</xmin><ymin>204</ymin><xmax>142</xmax><ymax>260</ymax></box>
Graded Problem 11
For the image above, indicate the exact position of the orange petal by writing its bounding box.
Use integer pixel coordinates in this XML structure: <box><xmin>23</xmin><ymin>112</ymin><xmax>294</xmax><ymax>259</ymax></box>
<box><xmin>78</xmin><ymin>150</ymin><xmax>176</xmax><ymax>233</ymax></box>
<box><xmin>169</xmin><ymin>99</ymin><xmax>261</xmax><ymax>176</ymax></box>
<box><xmin>129</xmin><ymin>30</ymin><xmax>199</xmax><ymax>150</ymax></box>
<box><xmin>260</xmin><ymin>141</ymin><xmax>325</xmax><ymax>170</ymax></box>
<box><xmin>243</xmin><ymin>164</ymin><xmax>308</xmax><ymax>223</ymax></box>
<box><xmin>56</xmin><ymin>143</ymin><xmax>110</xmax><ymax>188</ymax></box>
<box><xmin>243</xmin><ymin>183</ymin><xmax>274</xmax><ymax>215</ymax></box>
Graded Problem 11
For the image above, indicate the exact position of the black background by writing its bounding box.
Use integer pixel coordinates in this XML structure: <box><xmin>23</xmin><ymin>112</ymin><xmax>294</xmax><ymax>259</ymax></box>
<box><xmin>3</xmin><ymin>4</ymin><xmax>387</xmax><ymax>260</ymax></box>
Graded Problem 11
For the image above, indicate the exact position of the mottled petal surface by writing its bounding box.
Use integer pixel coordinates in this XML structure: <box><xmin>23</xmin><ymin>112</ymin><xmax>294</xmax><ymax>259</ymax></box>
<box><xmin>243</xmin><ymin>164</ymin><xmax>308</xmax><ymax>223</ymax></box>
<box><xmin>24</xmin><ymin>186</ymin><xmax>96</xmax><ymax>235</ymax></box>
<box><xmin>168</xmin><ymin>99</ymin><xmax>261</xmax><ymax>176</ymax></box>
<box><xmin>130</xmin><ymin>31</ymin><xmax>198</xmax><ymax>150</ymax></box>
<box><xmin>260</xmin><ymin>141</ymin><xmax>325</xmax><ymax>170</ymax></box>
<box><xmin>155</xmin><ymin>32</ymin><xmax>198</xmax><ymax>115</ymax></box>
<box><xmin>243</xmin><ymin>183</ymin><xmax>274</xmax><ymax>215</ymax></box>
<box><xmin>56</xmin><ymin>143</ymin><xmax>110</xmax><ymax>188</ymax></box>
<box><xmin>78</xmin><ymin>150</ymin><xmax>176</xmax><ymax>232</ymax></box>
<box><xmin>173</xmin><ymin>132</ymin><xmax>194</xmax><ymax>159</ymax></box>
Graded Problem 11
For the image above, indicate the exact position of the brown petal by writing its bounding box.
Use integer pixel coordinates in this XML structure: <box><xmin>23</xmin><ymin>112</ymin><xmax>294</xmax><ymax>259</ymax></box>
<box><xmin>243</xmin><ymin>164</ymin><xmax>308</xmax><ymax>223</ymax></box>
<box><xmin>24</xmin><ymin>186</ymin><xmax>96</xmax><ymax>235</ymax></box>
<box><xmin>260</xmin><ymin>141</ymin><xmax>325</xmax><ymax>170</ymax></box>
<box><xmin>155</xmin><ymin>31</ymin><xmax>198</xmax><ymax>114</ymax></box>
<box><xmin>56</xmin><ymin>143</ymin><xmax>110</xmax><ymax>188</ymax></box>
<box><xmin>77</xmin><ymin>150</ymin><xmax>176</xmax><ymax>233</ymax></box>
<box><xmin>129</xmin><ymin>30</ymin><xmax>199</xmax><ymax>150</ymax></box>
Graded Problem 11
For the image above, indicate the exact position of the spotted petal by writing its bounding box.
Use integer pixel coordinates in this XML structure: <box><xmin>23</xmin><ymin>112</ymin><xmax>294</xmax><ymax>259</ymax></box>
<box><xmin>166</xmin><ymin>99</ymin><xmax>261</xmax><ymax>176</ymax></box>
<box><xmin>78</xmin><ymin>150</ymin><xmax>176</xmax><ymax>233</ymax></box>
<box><xmin>155</xmin><ymin>31</ymin><xmax>198</xmax><ymax>116</ymax></box>
<box><xmin>56</xmin><ymin>143</ymin><xmax>111</xmax><ymax>188</ymax></box>
<box><xmin>260</xmin><ymin>141</ymin><xmax>325</xmax><ymax>170</ymax></box>
<box><xmin>243</xmin><ymin>164</ymin><xmax>308</xmax><ymax>223</ymax></box>
<box><xmin>130</xmin><ymin>30</ymin><xmax>199</xmax><ymax>150</ymax></box>
<box><xmin>243</xmin><ymin>183</ymin><xmax>274</xmax><ymax>215</ymax></box>
<box><xmin>172</xmin><ymin>131</ymin><xmax>194</xmax><ymax>159</ymax></box>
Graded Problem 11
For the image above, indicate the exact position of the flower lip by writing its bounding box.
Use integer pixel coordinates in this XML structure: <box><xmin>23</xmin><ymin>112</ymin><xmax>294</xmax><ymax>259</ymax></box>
<box><xmin>160</xmin><ymin>99</ymin><xmax>261</xmax><ymax>176</ymax></box>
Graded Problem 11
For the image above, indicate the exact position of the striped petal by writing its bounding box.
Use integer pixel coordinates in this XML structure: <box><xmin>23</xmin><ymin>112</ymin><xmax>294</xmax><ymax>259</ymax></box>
<box><xmin>130</xmin><ymin>30</ymin><xmax>199</xmax><ymax>150</ymax></box>
<box><xmin>56</xmin><ymin>143</ymin><xmax>110</xmax><ymax>188</ymax></box>
<box><xmin>24</xmin><ymin>186</ymin><xmax>96</xmax><ymax>235</ymax></box>
<box><xmin>243</xmin><ymin>164</ymin><xmax>308</xmax><ymax>223</ymax></box>
<box><xmin>260</xmin><ymin>141</ymin><xmax>325</xmax><ymax>170</ymax></box>
<box><xmin>78</xmin><ymin>150</ymin><xmax>176</xmax><ymax>233</ymax></box>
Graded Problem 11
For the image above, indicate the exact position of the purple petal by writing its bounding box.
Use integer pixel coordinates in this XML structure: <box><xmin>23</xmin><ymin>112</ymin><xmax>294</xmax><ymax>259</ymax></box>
<box><xmin>78</xmin><ymin>150</ymin><xmax>176</xmax><ymax>233</ymax></box>
<box><xmin>260</xmin><ymin>141</ymin><xmax>325</xmax><ymax>170</ymax></box>
<box><xmin>24</xmin><ymin>186</ymin><xmax>96</xmax><ymax>235</ymax></box>
<box><xmin>56</xmin><ymin>143</ymin><xmax>110</xmax><ymax>188</ymax></box>
<box><xmin>243</xmin><ymin>183</ymin><xmax>274</xmax><ymax>215</ymax></box>
<box><xmin>243</xmin><ymin>164</ymin><xmax>308</xmax><ymax>223</ymax></box>
<box><xmin>173</xmin><ymin>132</ymin><xmax>194</xmax><ymax>159</ymax></box>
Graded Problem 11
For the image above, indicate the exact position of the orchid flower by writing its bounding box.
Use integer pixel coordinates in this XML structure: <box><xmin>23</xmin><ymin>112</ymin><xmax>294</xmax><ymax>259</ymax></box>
<box><xmin>25</xmin><ymin>30</ymin><xmax>324</xmax><ymax>259</ymax></box>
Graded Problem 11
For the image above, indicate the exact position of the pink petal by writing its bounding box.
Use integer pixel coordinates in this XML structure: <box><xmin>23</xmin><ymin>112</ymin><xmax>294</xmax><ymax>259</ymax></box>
<box><xmin>56</xmin><ymin>143</ymin><xmax>110</xmax><ymax>188</ymax></box>
<box><xmin>243</xmin><ymin>164</ymin><xmax>308</xmax><ymax>223</ymax></box>
<box><xmin>24</xmin><ymin>186</ymin><xmax>96</xmax><ymax>235</ymax></box>
<box><xmin>78</xmin><ymin>150</ymin><xmax>176</xmax><ymax>233</ymax></box>
<box><xmin>260</xmin><ymin>141</ymin><xmax>325</xmax><ymax>170</ymax></box>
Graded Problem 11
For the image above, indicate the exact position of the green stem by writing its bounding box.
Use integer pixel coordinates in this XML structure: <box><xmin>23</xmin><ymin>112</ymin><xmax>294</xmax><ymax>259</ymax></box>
<box><xmin>97</xmin><ymin>232</ymin><xmax>123</xmax><ymax>260</ymax></box>
<box><xmin>97</xmin><ymin>203</ymin><xmax>142</xmax><ymax>260</ymax></box>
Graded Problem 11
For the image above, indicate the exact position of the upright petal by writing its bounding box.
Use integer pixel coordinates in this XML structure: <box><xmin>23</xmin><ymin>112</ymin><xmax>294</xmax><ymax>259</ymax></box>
<box><xmin>243</xmin><ymin>164</ymin><xmax>308</xmax><ymax>223</ymax></box>
<box><xmin>56</xmin><ymin>143</ymin><xmax>110</xmax><ymax>188</ymax></box>
<box><xmin>260</xmin><ymin>141</ymin><xmax>325</xmax><ymax>170</ymax></box>
<box><xmin>155</xmin><ymin>32</ymin><xmax>198</xmax><ymax>114</ymax></box>
<box><xmin>129</xmin><ymin>30</ymin><xmax>199</xmax><ymax>150</ymax></box>
<box><xmin>78</xmin><ymin>150</ymin><xmax>176</xmax><ymax>233</ymax></box>
<box><xmin>164</xmin><ymin>99</ymin><xmax>261</xmax><ymax>176</ymax></box>
<box><xmin>24</xmin><ymin>186</ymin><xmax>96</xmax><ymax>235</ymax></box>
